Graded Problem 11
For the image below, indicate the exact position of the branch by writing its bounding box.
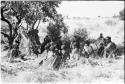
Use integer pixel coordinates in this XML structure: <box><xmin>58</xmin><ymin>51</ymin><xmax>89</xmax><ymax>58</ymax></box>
<box><xmin>1</xmin><ymin>3</ymin><xmax>9</xmax><ymax>12</ymax></box>
<box><xmin>1</xmin><ymin>7</ymin><xmax>12</xmax><ymax>37</ymax></box>
<box><xmin>1</xmin><ymin>32</ymin><xmax>10</xmax><ymax>38</ymax></box>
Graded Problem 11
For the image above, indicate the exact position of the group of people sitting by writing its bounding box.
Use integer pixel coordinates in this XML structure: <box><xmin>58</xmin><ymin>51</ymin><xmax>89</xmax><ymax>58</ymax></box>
<box><xmin>82</xmin><ymin>33</ymin><xmax>117</xmax><ymax>58</ymax></box>
<box><xmin>10</xmin><ymin>31</ymin><xmax>117</xmax><ymax>64</ymax></box>
<box><xmin>97</xmin><ymin>33</ymin><xmax>117</xmax><ymax>58</ymax></box>
<box><xmin>41</xmin><ymin>33</ymin><xmax>117</xmax><ymax>65</ymax></box>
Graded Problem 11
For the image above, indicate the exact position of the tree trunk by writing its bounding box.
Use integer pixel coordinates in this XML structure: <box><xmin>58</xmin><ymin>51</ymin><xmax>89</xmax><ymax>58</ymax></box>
<box><xmin>1</xmin><ymin>6</ymin><xmax>21</xmax><ymax>50</ymax></box>
<box><xmin>1</xmin><ymin>7</ymin><xmax>13</xmax><ymax>49</ymax></box>
<box><xmin>8</xmin><ymin>37</ymin><xmax>14</xmax><ymax>49</ymax></box>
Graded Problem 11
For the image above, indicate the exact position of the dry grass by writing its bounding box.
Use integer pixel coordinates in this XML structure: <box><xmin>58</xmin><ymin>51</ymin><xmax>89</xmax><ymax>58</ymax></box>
<box><xmin>1</xmin><ymin>17</ymin><xmax>124</xmax><ymax>84</ymax></box>
<box><xmin>1</xmin><ymin>51</ymin><xmax>124</xmax><ymax>83</ymax></box>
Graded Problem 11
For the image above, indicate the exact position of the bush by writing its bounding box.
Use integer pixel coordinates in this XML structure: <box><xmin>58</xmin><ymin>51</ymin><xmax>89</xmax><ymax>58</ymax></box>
<box><xmin>73</xmin><ymin>28</ymin><xmax>88</xmax><ymax>44</ymax></box>
<box><xmin>105</xmin><ymin>20</ymin><xmax>116</xmax><ymax>26</ymax></box>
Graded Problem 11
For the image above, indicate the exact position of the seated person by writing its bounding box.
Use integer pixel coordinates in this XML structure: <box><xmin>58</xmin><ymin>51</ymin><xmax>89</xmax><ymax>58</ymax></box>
<box><xmin>97</xmin><ymin>33</ymin><xmax>104</xmax><ymax>40</ymax></box>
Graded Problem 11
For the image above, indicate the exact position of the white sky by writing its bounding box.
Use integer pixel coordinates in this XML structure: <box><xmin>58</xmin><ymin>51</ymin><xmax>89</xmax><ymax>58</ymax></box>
<box><xmin>57</xmin><ymin>1</ymin><xmax>124</xmax><ymax>17</ymax></box>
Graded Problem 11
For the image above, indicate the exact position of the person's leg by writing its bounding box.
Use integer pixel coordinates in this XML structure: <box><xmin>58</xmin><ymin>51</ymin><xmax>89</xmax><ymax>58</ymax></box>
<box><xmin>103</xmin><ymin>49</ymin><xmax>107</xmax><ymax>58</ymax></box>
<box><xmin>109</xmin><ymin>50</ymin><xmax>115</xmax><ymax>59</ymax></box>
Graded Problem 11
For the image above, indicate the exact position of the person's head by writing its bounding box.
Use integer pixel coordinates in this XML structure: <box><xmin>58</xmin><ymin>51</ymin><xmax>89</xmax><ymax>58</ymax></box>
<box><xmin>106</xmin><ymin>36</ymin><xmax>111</xmax><ymax>43</ymax></box>
<box><xmin>100</xmin><ymin>33</ymin><xmax>103</xmax><ymax>38</ymax></box>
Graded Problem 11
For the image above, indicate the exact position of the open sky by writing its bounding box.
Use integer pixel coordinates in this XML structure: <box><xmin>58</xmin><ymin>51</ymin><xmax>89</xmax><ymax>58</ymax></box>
<box><xmin>57</xmin><ymin>1</ymin><xmax>124</xmax><ymax>18</ymax></box>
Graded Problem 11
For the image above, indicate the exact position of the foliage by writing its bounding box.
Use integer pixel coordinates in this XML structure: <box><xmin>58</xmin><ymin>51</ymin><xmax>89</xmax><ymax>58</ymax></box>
<box><xmin>1</xmin><ymin>1</ymin><xmax>68</xmax><ymax>70</ymax></box>
<box><xmin>47</xmin><ymin>14</ymin><xmax>68</xmax><ymax>42</ymax></box>
<box><xmin>1</xmin><ymin>1</ymin><xmax>62</xmax><ymax>63</ymax></box>
<box><xmin>74</xmin><ymin>28</ymin><xmax>88</xmax><ymax>42</ymax></box>
<box><xmin>1</xmin><ymin>1</ymin><xmax>61</xmax><ymax>49</ymax></box>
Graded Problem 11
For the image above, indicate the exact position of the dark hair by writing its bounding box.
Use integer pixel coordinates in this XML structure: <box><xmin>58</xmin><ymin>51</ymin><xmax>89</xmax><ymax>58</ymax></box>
<box><xmin>85</xmin><ymin>40</ymin><xmax>90</xmax><ymax>45</ymax></box>
<box><xmin>106</xmin><ymin>36</ymin><xmax>111</xmax><ymax>40</ymax></box>
<box><xmin>100</xmin><ymin>33</ymin><xmax>103</xmax><ymax>35</ymax></box>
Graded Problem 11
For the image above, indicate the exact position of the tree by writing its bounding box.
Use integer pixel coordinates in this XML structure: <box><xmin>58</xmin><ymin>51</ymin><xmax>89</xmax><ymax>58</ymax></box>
<box><xmin>1</xmin><ymin>1</ymin><xmax>62</xmax><ymax>62</ymax></box>
<box><xmin>25</xmin><ymin>1</ymin><xmax>62</xmax><ymax>54</ymax></box>
<box><xmin>1</xmin><ymin>1</ymin><xmax>61</xmax><ymax>50</ymax></box>
<box><xmin>1</xmin><ymin>1</ymin><xmax>69</xmax><ymax>69</ymax></box>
